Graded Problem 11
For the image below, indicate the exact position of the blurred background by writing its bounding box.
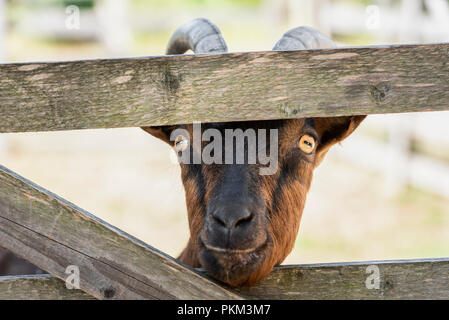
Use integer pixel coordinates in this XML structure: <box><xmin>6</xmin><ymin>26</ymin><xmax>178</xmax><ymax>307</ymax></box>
<box><xmin>1</xmin><ymin>0</ymin><xmax>449</xmax><ymax>265</ymax></box>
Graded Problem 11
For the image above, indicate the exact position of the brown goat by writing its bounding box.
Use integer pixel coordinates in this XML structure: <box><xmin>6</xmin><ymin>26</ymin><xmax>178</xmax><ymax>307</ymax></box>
<box><xmin>142</xmin><ymin>18</ymin><xmax>366</xmax><ymax>287</ymax></box>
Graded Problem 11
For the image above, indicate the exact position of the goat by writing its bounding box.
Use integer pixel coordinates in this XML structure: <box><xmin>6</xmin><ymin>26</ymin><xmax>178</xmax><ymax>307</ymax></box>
<box><xmin>142</xmin><ymin>18</ymin><xmax>366</xmax><ymax>287</ymax></box>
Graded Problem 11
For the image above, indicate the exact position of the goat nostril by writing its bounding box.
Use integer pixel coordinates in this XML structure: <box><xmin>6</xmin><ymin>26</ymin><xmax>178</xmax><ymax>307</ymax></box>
<box><xmin>212</xmin><ymin>209</ymin><xmax>253</xmax><ymax>229</ymax></box>
<box><xmin>233</xmin><ymin>212</ymin><xmax>253</xmax><ymax>228</ymax></box>
<box><xmin>213</xmin><ymin>215</ymin><xmax>227</xmax><ymax>228</ymax></box>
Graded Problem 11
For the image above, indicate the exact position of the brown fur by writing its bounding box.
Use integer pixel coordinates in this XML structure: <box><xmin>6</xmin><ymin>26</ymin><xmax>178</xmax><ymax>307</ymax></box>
<box><xmin>142</xmin><ymin>116</ymin><xmax>365</xmax><ymax>286</ymax></box>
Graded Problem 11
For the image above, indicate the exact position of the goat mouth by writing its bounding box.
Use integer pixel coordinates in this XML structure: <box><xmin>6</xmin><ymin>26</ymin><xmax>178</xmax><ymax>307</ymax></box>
<box><xmin>197</xmin><ymin>235</ymin><xmax>271</xmax><ymax>286</ymax></box>
<box><xmin>202</xmin><ymin>243</ymin><xmax>260</xmax><ymax>254</ymax></box>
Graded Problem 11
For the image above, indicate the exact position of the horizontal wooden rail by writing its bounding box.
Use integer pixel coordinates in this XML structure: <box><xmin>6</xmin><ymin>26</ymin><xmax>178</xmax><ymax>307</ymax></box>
<box><xmin>1</xmin><ymin>43</ymin><xmax>449</xmax><ymax>133</ymax></box>
<box><xmin>3</xmin><ymin>257</ymin><xmax>448</xmax><ymax>299</ymax></box>
<box><xmin>0</xmin><ymin>165</ymin><xmax>241</xmax><ymax>300</ymax></box>
<box><xmin>0</xmin><ymin>274</ymin><xmax>94</xmax><ymax>300</ymax></box>
<box><xmin>234</xmin><ymin>258</ymin><xmax>449</xmax><ymax>299</ymax></box>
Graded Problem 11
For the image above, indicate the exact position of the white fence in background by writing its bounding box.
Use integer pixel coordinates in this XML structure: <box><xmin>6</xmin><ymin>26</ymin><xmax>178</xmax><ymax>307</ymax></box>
<box><xmin>313</xmin><ymin>0</ymin><xmax>449</xmax><ymax>43</ymax></box>
<box><xmin>331</xmin><ymin>114</ymin><xmax>449</xmax><ymax>198</ymax></box>
<box><xmin>15</xmin><ymin>0</ymin><xmax>131</xmax><ymax>57</ymax></box>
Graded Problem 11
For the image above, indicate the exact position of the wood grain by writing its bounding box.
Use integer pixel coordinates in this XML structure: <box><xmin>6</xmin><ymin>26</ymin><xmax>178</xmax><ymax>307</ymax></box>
<box><xmin>233</xmin><ymin>258</ymin><xmax>449</xmax><ymax>299</ymax></box>
<box><xmin>0</xmin><ymin>274</ymin><xmax>94</xmax><ymax>300</ymax></box>
<box><xmin>0</xmin><ymin>165</ymin><xmax>242</xmax><ymax>300</ymax></box>
<box><xmin>5</xmin><ymin>258</ymin><xmax>449</xmax><ymax>300</ymax></box>
<box><xmin>1</xmin><ymin>43</ymin><xmax>449</xmax><ymax>133</ymax></box>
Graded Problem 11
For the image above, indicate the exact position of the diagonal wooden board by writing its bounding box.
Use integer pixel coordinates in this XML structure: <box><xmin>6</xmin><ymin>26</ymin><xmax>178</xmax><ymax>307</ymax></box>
<box><xmin>1</xmin><ymin>43</ymin><xmax>449</xmax><ymax>133</ymax></box>
<box><xmin>0</xmin><ymin>165</ymin><xmax>241</xmax><ymax>300</ymax></box>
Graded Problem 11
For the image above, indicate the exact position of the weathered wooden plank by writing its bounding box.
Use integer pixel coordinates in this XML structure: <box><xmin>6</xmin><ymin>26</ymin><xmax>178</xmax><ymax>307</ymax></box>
<box><xmin>6</xmin><ymin>258</ymin><xmax>449</xmax><ymax>300</ymax></box>
<box><xmin>0</xmin><ymin>274</ymin><xmax>94</xmax><ymax>300</ymax></box>
<box><xmin>233</xmin><ymin>258</ymin><xmax>449</xmax><ymax>300</ymax></box>
<box><xmin>1</xmin><ymin>43</ymin><xmax>449</xmax><ymax>133</ymax></box>
<box><xmin>0</xmin><ymin>165</ymin><xmax>241</xmax><ymax>300</ymax></box>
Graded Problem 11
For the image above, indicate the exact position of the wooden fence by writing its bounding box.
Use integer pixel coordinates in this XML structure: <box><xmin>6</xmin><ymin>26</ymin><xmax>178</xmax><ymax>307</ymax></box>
<box><xmin>0</xmin><ymin>42</ymin><xmax>449</xmax><ymax>299</ymax></box>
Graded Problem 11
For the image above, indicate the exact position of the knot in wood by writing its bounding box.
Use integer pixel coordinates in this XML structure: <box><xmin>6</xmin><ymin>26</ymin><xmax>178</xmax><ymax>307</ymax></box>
<box><xmin>383</xmin><ymin>279</ymin><xmax>394</xmax><ymax>291</ymax></box>
<box><xmin>101</xmin><ymin>286</ymin><xmax>116</xmax><ymax>299</ymax></box>
<box><xmin>370</xmin><ymin>83</ymin><xmax>391</xmax><ymax>103</ymax></box>
<box><xmin>162</xmin><ymin>68</ymin><xmax>181</xmax><ymax>94</ymax></box>
<box><xmin>279</xmin><ymin>102</ymin><xmax>301</xmax><ymax>116</ymax></box>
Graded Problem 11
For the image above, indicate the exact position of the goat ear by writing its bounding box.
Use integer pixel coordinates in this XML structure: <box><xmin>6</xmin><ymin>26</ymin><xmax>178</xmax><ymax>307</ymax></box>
<box><xmin>314</xmin><ymin>115</ymin><xmax>366</xmax><ymax>166</ymax></box>
<box><xmin>141</xmin><ymin>126</ymin><xmax>176</xmax><ymax>145</ymax></box>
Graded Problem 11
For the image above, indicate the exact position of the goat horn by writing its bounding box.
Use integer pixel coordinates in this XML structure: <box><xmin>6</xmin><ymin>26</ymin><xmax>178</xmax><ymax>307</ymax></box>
<box><xmin>273</xmin><ymin>26</ymin><xmax>336</xmax><ymax>50</ymax></box>
<box><xmin>166</xmin><ymin>18</ymin><xmax>228</xmax><ymax>55</ymax></box>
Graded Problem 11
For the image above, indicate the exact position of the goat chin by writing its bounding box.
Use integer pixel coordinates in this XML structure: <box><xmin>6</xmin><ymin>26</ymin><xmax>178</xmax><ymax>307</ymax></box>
<box><xmin>197</xmin><ymin>235</ymin><xmax>273</xmax><ymax>287</ymax></box>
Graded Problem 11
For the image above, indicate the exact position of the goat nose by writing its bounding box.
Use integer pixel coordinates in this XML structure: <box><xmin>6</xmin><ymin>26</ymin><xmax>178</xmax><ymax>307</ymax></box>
<box><xmin>212</xmin><ymin>207</ymin><xmax>253</xmax><ymax>229</ymax></box>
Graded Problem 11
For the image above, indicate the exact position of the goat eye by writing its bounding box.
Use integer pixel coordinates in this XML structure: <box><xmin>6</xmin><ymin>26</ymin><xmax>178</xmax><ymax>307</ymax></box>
<box><xmin>174</xmin><ymin>135</ymin><xmax>189</xmax><ymax>152</ymax></box>
<box><xmin>298</xmin><ymin>134</ymin><xmax>316</xmax><ymax>154</ymax></box>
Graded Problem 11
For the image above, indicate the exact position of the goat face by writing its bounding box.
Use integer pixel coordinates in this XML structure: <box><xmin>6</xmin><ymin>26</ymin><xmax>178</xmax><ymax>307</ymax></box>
<box><xmin>142</xmin><ymin>18</ymin><xmax>366</xmax><ymax>286</ymax></box>
<box><xmin>142</xmin><ymin>115</ymin><xmax>365</xmax><ymax>286</ymax></box>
